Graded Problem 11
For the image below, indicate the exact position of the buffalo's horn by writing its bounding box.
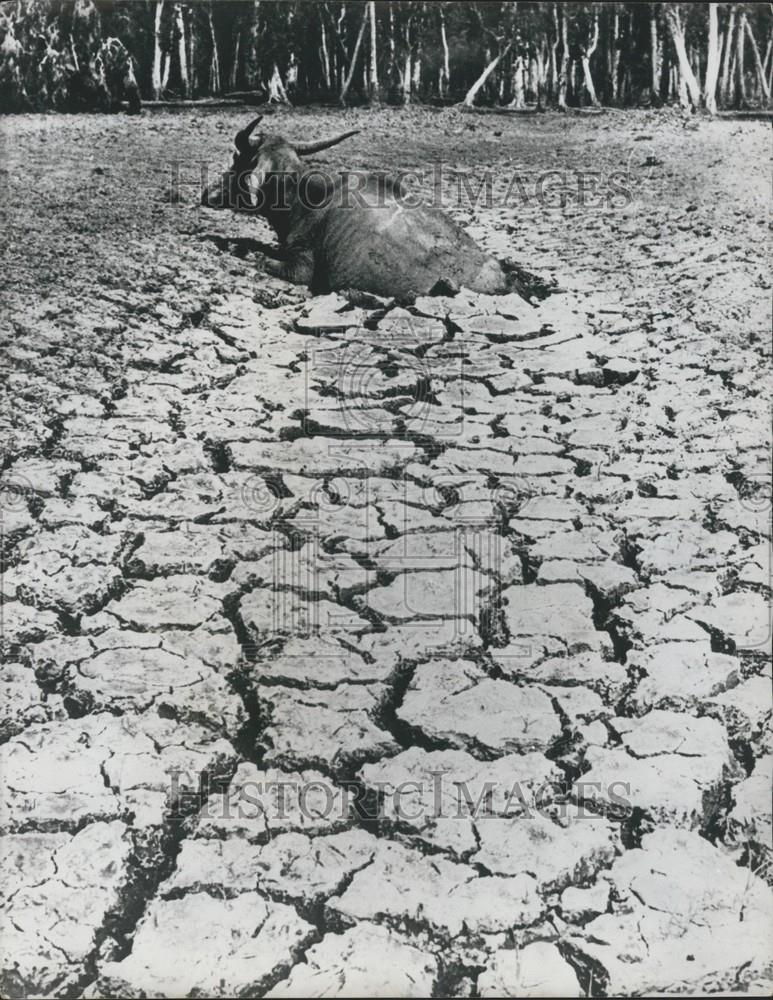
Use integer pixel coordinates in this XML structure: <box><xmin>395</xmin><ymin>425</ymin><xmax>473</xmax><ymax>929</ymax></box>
<box><xmin>293</xmin><ymin>130</ymin><xmax>360</xmax><ymax>156</ymax></box>
<box><xmin>234</xmin><ymin>115</ymin><xmax>264</xmax><ymax>153</ymax></box>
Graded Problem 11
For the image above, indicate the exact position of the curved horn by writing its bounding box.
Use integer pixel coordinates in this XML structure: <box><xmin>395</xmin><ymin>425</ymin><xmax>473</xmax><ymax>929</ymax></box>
<box><xmin>234</xmin><ymin>115</ymin><xmax>264</xmax><ymax>153</ymax></box>
<box><xmin>294</xmin><ymin>130</ymin><xmax>360</xmax><ymax>156</ymax></box>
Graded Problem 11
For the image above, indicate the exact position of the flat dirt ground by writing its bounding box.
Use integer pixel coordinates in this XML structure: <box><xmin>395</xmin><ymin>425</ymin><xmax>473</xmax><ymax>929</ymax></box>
<box><xmin>1</xmin><ymin>107</ymin><xmax>771</xmax><ymax>998</ymax></box>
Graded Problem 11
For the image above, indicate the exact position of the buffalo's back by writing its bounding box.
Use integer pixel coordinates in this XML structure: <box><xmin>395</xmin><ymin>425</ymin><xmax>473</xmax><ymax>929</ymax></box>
<box><xmin>319</xmin><ymin>199</ymin><xmax>507</xmax><ymax>298</ymax></box>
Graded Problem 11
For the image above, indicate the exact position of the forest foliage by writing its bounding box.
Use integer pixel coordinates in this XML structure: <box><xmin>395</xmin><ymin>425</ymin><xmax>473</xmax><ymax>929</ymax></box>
<box><xmin>1</xmin><ymin>1</ymin><xmax>771</xmax><ymax>112</ymax></box>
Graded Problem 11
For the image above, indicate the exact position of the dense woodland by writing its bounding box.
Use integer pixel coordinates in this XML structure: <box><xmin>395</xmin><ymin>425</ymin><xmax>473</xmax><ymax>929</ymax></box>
<box><xmin>1</xmin><ymin>1</ymin><xmax>771</xmax><ymax>112</ymax></box>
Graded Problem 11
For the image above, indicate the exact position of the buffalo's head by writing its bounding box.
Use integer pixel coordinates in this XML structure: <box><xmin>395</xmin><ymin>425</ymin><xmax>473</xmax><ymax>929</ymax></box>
<box><xmin>201</xmin><ymin>115</ymin><xmax>359</xmax><ymax>229</ymax></box>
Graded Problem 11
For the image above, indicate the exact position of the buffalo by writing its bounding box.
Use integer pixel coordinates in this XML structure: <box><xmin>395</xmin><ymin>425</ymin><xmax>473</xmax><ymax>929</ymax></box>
<box><xmin>202</xmin><ymin>115</ymin><xmax>523</xmax><ymax>301</ymax></box>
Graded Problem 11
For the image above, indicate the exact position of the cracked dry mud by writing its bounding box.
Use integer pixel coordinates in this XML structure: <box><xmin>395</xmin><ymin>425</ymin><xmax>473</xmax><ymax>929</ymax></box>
<box><xmin>1</xmin><ymin>107</ymin><xmax>771</xmax><ymax>997</ymax></box>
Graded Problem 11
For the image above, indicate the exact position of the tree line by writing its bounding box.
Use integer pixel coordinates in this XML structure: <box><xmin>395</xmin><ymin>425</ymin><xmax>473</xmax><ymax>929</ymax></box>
<box><xmin>1</xmin><ymin>1</ymin><xmax>771</xmax><ymax>113</ymax></box>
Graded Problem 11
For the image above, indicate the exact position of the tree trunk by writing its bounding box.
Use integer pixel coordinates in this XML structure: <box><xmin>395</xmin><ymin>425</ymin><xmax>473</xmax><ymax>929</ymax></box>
<box><xmin>402</xmin><ymin>46</ymin><xmax>412</xmax><ymax>102</ymax></box>
<box><xmin>207</xmin><ymin>6</ymin><xmax>220</xmax><ymax>95</ymax></box>
<box><xmin>715</xmin><ymin>24</ymin><xmax>726</xmax><ymax>94</ymax></box>
<box><xmin>607</xmin><ymin>9</ymin><xmax>619</xmax><ymax>104</ymax></box>
<box><xmin>462</xmin><ymin>42</ymin><xmax>512</xmax><ymax>107</ymax></box>
<box><xmin>535</xmin><ymin>42</ymin><xmax>546</xmax><ymax>107</ymax></box>
<box><xmin>243</xmin><ymin>1</ymin><xmax>261</xmax><ymax>91</ymax></box>
<box><xmin>580</xmin><ymin>10</ymin><xmax>600</xmax><ymax>107</ymax></box>
<box><xmin>657</xmin><ymin>20</ymin><xmax>668</xmax><ymax>100</ymax></box>
<box><xmin>703</xmin><ymin>0</ymin><xmax>720</xmax><ymax>112</ymax></box>
<box><xmin>324</xmin><ymin>1</ymin><xmax>350</xmax><ymax>91</ymax></box>
<box><xmin>665</xmin><ymin>5</ymin><xmax>701</xmax><ymax>109</ymax></box>
<box><xmin>339</xmin><ymin>3</ymin><xmax>368</xmax><ymax>105</ymax></box>
<box><xmin>265</xmin><ymin>62</ymin><xmax>288</xmax><ymax>103</ymax></box>
<box><xmin>161</xmin><ymin>50</ymin><xmax>171</xmax><ymax>91</ymax></box>
<box><xmin>187</xmin><ymin>10</ymin><xmax>197</xmax><ymax>95</ymax></box>
<box><xmin>320</xmin><ymin>13</ymin><xmax>331</xmax><ymax>91</ymax></box>
<box><xmin>690</xmin><ymin>43</ymin><xmax>700</xmax><ymax>82</ymax></box>
<box><xmin>736</xmin><ymin>11</ymin><xmax>747</xmax><ymax>107</ymax></box>
<box><xmin>768</xmin><ymin>42</ymin><xmax>773</xmax><ymax>99</ymax></box>
<box><xmin>727</xmin><ymin>49</ymin><xmax>737</xmax><ymax>101</ymax></box>
<box><xmin>649</xmin><ymin>3</ymin><xmax>659</xmax><ymax>95</ymax></box>
<box><xmin>509</xmin><ymin>51</ymin><xmax>526</xmax><ymax>108</ymax></box>
<box><xmin>555</xmin><ymin>2</ymin><xmax>568</xmax><ymax>108</ymax></box>
<box><xmin>744</xmin><ymin>14</ymin><xmax>771</xmax><ymax>102</ymax></box>
<box><xmin>678</xmin><ymin>71</ymin><xmax>689</xmax><ymax>108</ymax></box>
<box><xmin>720</xmin><ymin>6</ymin><xmax>736</xmax><ymax>106</ymax></box>
<box><xmin>527</xmin><ymin>52</ymin><xmax>537</xmax><ymax>97</ymax></box>
<box><xmin>152</xmin><ymin>0</ymin><xmax>165</xmax><ymax>100</ymax></box>
<box><xmin>367</xmin><ymin>0</ymin><xmax>380</xmax><ymax>102</ymax></box>
<box><xmin>229</xmin><ymin>30</ymin><xmax>240</xmax><ymax>92</ymax></box>
<box><xmin>175</xmin><ymin>4</ymin><xmax>189</xmax><ymax>98</ymax></box>
<box><xmin>401</xmin><ymin>15</ymin><xmax>413</xmax><ymax>103</ymax></box>
<box><xmin>387</xmin><ymin>1</ymin><xmax>398</xmax><ymax>97</ymax></box>
<box><xmin>438</xmin><ymin>6</ymin><xmax>450</xmax><ymax>98</ymax></box>
<box><xmin>286</xmin><ymin>51</ymin><xmax>297</xmax><ymax>95</ymax></box>
<box><xmin>761</xmin><ymin>35</ymin><xmax>773</xmax><ymax>101</ymax></box>
<box><xmin>570</xmin><ymin>57</ymin><xmax>580</xmax><ymax>105</ymax></box>
<box><xmin>549</xmin><ymin>19</ymin><xmax>558</xmax><ymax>104</ymax></box>
<box><xmin>412</xmin><ymin>41</ymin><xmax>422</xmax><ymax>95</ymax></box>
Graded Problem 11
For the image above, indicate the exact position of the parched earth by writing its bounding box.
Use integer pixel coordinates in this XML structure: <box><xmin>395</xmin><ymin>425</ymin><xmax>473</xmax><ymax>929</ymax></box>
<box><xmin>1</xmin><ymin>106</ymin><xmax>771</xmax><ymax>997</ymax></box>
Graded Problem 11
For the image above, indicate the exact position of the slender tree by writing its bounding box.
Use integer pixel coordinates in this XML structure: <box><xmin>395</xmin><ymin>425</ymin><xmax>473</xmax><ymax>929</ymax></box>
<box><xmin>174</xmin><ymin>3</ymin><xmax>188</xmax><ymax>97</ymax></box>
<box><xmin>555</xmin><ymin>1</ymin><xmax>568</xmax><ymax>108</ymax></box>
<box><xmin>744</xmin><ymin>11</ymin><xmax>771</xmax><ymax>102</ymax></box>
<box><xmin>242</xmin><ymin>0</ymin><xmax>261</xmax><ymax>91</ymax></box>
<box><xmin>735</xmin><ymin>8</ymin><xmax>748</xmax><ymax>107</ymax></box>
<box><xmin>367</xmin><ymin>0</ymin><xmax>380</xmax><ymax>102</ymax></box>
<box><xmin>463</xmin><ymin>4</ymin><xmax>515</xmax><ymax>107</ymax></box>
<box><xmin>339</xmin><ymin>1</ymin><xmax>368</xmax><ymax>105</ymax></box>
<box><xmin>703</xmin><ymin>1</ymin><xmax>721</xmax><ymax>112</ymax></box>
<box><xmin>720</xmin><ymin>4</ymin><xmax>737</xmax><ymax>104</ymax></box>
<box><xmin>206</xmin><ymin>0</ymin><xmax>220</xmax><ymax>95</ymax></box>
<box><xmin>580</xmin><ymin>5</ymin><xmax>601</xmax><ymax>106</ymax></box>
<box><xmin>151</xmin><ymin>0</ymin><xmax>165</xmax><ymax>99</ymax></box>
<box><xmin>438</xmin><ymin>3</ymin><xmax>451</xmax><ymax>98</ymax></box>
<box><xmin>401</xmin><ymin>5</ymin><xmax>414</xmax><ymax>103</ymax></box>
<box><xmin>665</xmin><ymin>3</ymin><xmax>701</xmax><ymax>108</ymax></box>
<box><xmin>649</xmin><ymin>2</ymin><xmax>659</xmax><ymax>97</ymax></box>
<box><xmin>319</xmin><ymin>7</ymin><xmax>332</xmax><ymax>92</ymax></box>
<box><xmin>509</xmin><ymin>34</ymin><xmax>526</xmax><ymax>107</ymax></box>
